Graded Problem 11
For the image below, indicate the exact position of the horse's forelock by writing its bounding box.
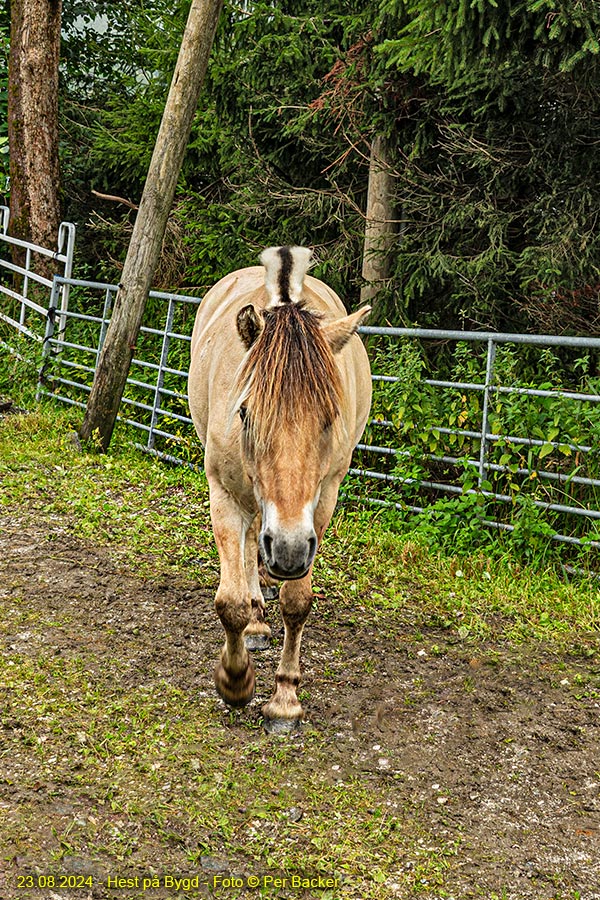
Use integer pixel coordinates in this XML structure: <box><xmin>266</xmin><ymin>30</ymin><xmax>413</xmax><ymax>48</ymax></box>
<box><xmin>236</xmin><ymin>303</ymin><xmax>342</xmax><ymax>452</ymax></box>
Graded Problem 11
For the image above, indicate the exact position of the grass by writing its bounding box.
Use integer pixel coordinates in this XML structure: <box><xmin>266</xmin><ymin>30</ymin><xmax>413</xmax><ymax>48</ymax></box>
<box><xmin>322</xmin><ymin>507</ymin><xmax>599</xmax><ymax>645</ymax></box>
<box><xmin>0</xmin><ymin>390</ymin><xmax>599</xmax><ymax>899</ymax></box>
<box><xmin>0</xmin><ymin>402</ymin><xmax>440</xmax><ymax>898</ymax></box>
<box><xmin>0</xmin><ymin>609</ymin><xmax>452</xmax><ymax>899</ymax></box>
<box><xmin>1</xmin><ymin>400</ymin><xmax>598</xmax><ymax>652</ymax></box>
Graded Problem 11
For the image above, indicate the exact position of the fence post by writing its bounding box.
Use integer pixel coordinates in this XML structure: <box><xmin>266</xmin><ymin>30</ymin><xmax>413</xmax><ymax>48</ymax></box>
<box><xmin>148</xmin><ymin>298</ymin><xmax>175</xmax><ymax>451</ymax></box>
<box><xmin>55</xmin><ymin>222</ymin><xmax>76</xmax><ymax>343</ymax></box>
<box><xmin>36</xmin><ymin>277</ymin><xmax>60</xmax><ymax>401</ymax></box>
<box><xmin>97</xmin><ymin>286</ymin><xmax>115</xmax><ymax>358</ymax></box>
<box><xmin>478</xmin><ymin>338</ymin><xmax>497</xmax><ymax>486</ymax></box>
<box><xmin>20</xmin><ymin>247</ymin><xmax>32</xmax><ymax>328</ymax></box>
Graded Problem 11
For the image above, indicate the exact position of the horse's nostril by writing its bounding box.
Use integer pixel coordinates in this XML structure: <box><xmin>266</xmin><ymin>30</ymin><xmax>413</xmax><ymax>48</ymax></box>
<box><xmin>262</xmin><ymin>532</ymin><xmax>273</xmax><ymax>561</ymax></box>
<box><xmin>307</xmin><ymin>535</ymin><xmax>317</xmax><ymax>562</ymax></box>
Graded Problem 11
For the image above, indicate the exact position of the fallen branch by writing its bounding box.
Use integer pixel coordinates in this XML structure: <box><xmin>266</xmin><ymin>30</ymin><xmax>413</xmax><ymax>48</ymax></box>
<box><xmin>91</xmin><ymin>189</ymin><xmax>139</xmax><ymax>210</ymax></box>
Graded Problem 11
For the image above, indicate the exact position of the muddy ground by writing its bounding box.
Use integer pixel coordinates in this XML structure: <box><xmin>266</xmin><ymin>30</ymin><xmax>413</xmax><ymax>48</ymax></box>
<box><xmin>0</xmin><ymin>506</ymin><xmax>599</xmax><ymax>900</ymax></box>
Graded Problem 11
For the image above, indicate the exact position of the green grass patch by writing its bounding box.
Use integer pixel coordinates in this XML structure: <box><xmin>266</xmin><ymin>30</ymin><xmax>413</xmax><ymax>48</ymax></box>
<box><xmin>0</xmin><ymin>402</ymin><xmax>216</xmax><ymax>577</ymax></box>
<box><xmin>0</xmin><ymin>627</ymin><xmax>456</xmax><ymax>899</ymax></box>
<box><xmin>1</xmin><ymin>402</ymin><xmax>598</xmax><ymax>899</ymax></box>
<box><xmin>1</xmin><ymin>404</ymin><xmax>598</xmax><ymax>652</ymax></box>
<box><xmin>317</xmin><ymin>505</ymin><xmax>599</xmax><ymax>650</ymax></box>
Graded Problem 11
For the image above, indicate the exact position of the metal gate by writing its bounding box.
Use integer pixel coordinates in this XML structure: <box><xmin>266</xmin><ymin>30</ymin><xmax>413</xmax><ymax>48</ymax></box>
<box><xmin>35</xmin><ymin>275</ymin><xmax>600</xmax><ymax>556</ymax></box>
<box><xmin>0</xmin><ymin>205</ymin><xmax>76</xmax><ymax>350</ymax></box>
<box><xmin>0</xmin><ymin>212</ymin><xmax>598</xmax><ymax>557</ymax></box>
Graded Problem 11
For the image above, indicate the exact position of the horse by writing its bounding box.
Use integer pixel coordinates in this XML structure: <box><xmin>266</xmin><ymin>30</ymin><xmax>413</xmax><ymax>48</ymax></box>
<box><xmin>188</xmin><ymin>246</ymin><xmax>372</xmax><ymax>731</ymax></box>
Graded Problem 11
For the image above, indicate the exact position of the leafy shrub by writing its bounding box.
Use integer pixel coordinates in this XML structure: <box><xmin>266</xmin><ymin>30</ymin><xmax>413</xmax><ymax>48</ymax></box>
<box><xmin>357</xmin><ymin>335</ymin><xmax>600</xmax><ymax>562</ymax></box>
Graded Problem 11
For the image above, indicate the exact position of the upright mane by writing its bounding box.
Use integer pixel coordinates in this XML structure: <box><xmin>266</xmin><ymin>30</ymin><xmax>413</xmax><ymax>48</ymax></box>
<box><xmin>236</xmin><ymin>302</ymin><xmax>343</xmax><ymax>453</ymax></box>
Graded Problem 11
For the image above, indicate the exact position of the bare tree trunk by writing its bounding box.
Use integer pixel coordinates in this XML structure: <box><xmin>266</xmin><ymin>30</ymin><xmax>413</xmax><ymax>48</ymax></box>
<box><xmin>79</xmin><ymin>0</ymin><xmax>223</xmax><ymax>451</ymax></box>
<box><xmin>360</xmin><ymin>135</ymin><xmax>396</xmax><ymax>312</ymax></box>
<box><xmin>8</xmin><ymin>0</ymin><xmax>61</xmax><ymax>261</ymax></box>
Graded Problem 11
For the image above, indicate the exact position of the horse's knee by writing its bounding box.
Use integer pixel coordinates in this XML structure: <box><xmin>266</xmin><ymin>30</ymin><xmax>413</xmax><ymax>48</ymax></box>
<box><xmin>215</xmin><ymin>589</ymin><xmax>251</xmax><ymax>634</ymax></box>
<box><xmin>279</xmin><ymin>582</ymin><xmax>313</xmax><ymax>627</ymax></box>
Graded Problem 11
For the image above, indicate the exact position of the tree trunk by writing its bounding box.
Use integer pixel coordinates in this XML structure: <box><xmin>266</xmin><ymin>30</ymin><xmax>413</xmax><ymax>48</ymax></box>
<box><xmin>79</xmin><ymin>0</ymin><xmax>223</xmax><ymax>451</ymax></box>
<box><xmin>8</xmin><ymin>0</ymin><xmax>61</xmax><ymax>262</ymax></box>
<box><xmin>360</xmin><ymin>135</ymin><xmax>396</xmax><ymax>313</ymax></box>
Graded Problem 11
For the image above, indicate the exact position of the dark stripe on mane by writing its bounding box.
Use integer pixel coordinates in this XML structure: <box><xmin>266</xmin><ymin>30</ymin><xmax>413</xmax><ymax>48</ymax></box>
<box><xmin>278</xmin><ymin>246</ymin><xmax>293</xmax><ymax>304</ymax></box>
<box><xmin>237</xmin><ymin>302</ymin><xmax>342</xmax><ymax>453</ymax></box>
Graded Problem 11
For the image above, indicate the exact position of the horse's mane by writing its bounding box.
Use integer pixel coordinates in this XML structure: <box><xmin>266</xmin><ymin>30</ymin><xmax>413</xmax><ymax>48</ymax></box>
<box><xmin>236</xmin><ymin>302</ymin><xmax>343</xmax><ymax>453</ymax></box>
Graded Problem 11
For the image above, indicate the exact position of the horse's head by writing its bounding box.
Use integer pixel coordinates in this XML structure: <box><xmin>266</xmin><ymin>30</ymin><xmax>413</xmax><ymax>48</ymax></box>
<box><xmin>234</xmin><ymin>299</ymin><xmax>369</xmax><ymax>580</ymax></box>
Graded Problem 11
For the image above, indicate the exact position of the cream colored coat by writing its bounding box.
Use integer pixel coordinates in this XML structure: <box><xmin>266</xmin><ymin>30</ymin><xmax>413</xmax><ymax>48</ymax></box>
<box><xmin>188</xmin><ymin>255</ymin><xmax>371</xmax><ymax>728</ymax></box>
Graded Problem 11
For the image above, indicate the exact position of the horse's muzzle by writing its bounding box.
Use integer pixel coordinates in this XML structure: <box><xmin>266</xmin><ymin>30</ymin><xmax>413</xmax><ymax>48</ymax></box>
<box><xmin>260</xmin><ymin>528</ymin><xmax>317</xmax><ymax>581</ymax></box>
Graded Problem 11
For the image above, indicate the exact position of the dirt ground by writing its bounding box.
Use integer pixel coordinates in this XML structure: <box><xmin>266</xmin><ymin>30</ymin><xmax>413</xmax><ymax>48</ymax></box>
<box><xmin>0</xmin><ymin>506</ymin><xmax>599</xmax><ymax>899</ymax></box>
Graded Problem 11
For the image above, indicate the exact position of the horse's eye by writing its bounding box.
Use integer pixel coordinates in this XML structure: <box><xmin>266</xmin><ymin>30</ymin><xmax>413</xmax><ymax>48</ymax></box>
<box><xmin>239</xmin><ymin>406</ymin><xmax>248</xmax><ymax>425</ymax></box>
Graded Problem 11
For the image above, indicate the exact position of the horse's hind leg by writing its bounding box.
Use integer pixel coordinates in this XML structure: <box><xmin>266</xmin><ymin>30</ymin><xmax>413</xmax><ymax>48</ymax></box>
<box><xmin>209</xmin><ymin>483</ymin><xmax>256</xmax><ymax>708</ymax></box>
<box><xmin>243</xmin><ymin>517</ymin><xmax>272</xmax><ymax>651</ymax></box>
<box><xmin>262</xmin><ymin>572</ymin><xmax>313</xmax><ymax>731</ymax></box>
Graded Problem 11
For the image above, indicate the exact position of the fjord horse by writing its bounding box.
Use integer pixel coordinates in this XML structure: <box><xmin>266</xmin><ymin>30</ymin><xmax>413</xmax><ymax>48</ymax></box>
<box><xmin>188</xmin><ymin>247</ymin><xmax>371</xmax><ymax>730</ymax></box>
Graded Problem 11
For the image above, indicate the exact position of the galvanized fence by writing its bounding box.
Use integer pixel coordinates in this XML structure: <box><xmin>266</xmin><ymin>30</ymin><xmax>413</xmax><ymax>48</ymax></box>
<box><xmin>37</xmin><ymin>276</ymin><xmax>198</xmax><ymax>466</ymax></box>
<box><xmin>354</xmin><ymin>326</ymin><xmax>600</xmax><ymax>553</ymax></box>
<box><xmin>33</xmin><ymin>274</ymin><xmax>600</xmax><ymax>556</ymax></box>
<box><xmin>0</xmin><ymin>206</ymin><xmax>75</xmax><ymax>351</ymax></box>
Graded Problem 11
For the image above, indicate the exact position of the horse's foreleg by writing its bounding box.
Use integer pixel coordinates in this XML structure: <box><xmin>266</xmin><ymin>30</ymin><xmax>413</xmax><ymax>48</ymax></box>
<box><xmin>242</xmin><ymin>516</ymin><xmax>272</xmax><ymax>651</ymax></box>
<box><xmin>210</xmin><ymin>485</ymin><xmax>255</xmax><ymax>708</ymax></box>
<box><xmin>261</xmin><ymin>478</ymin><xmax>343</xmax><ymax>730</ymax></box>
<box><xmin>262</xmin><ymin>571</ymin><xmax>313</xmax><ymax>730</ymax></box>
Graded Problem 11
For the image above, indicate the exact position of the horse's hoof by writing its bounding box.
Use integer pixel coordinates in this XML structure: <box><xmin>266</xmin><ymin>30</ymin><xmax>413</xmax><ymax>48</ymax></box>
<box><xmin>214</xmin><ymin>661</ymin><xmax>255</xmax><ymax>709</ymax></box>
<box><xmin>263</xmin><ymin>716</ymin><xmax>302</xmax><ymax>735</ymax></box>
<box><xmin>244</xmin><ymin>633</ymin><xmax>271</xmax><ymax>651</ymax></box>
<box><xmin>262</xmin><ymin>690</ymin><xmax>304</xmax><ymax>728</ymax></box>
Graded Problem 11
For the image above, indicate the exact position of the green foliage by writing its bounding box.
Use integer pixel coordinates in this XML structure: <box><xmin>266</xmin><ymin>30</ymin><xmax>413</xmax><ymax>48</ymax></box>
<box><xmin>173</xmin><ymin>0</ymin><xmax>375</xmax><ymax>294</ymax></box>
<box><xmin>360</xmin><ymin>335</ymin><xmax>600</xmax><ymax>564</ymax></box>
<box><xmin>378</xmin><ymin>0</ymin><xmax>600</xmax><ymax>80</ymax></box>
<box><xmin>59</xmin><ymin>0</ymin><xmax>374</xmax><ymax>292</ymax></box>
<box><xmin>369</xmin><ymin>0</ymin><xmax>600</xmax><ymax>329</ymax></box>
<box><xmin>59</xmin><ymin>0</ymin><xmax>189</xmax><ymax>274</ymax></box>
<box><xmin>61</xmin><ymin>1</ymin><xmax>183</xmax><ymax>103</ymax></box>
<box><xmin>56</xmin><ymin>0</ymin><xmax>600</xmax><ymax>332</ymax></box>
<box><xmin>0</xmin><ymin>331</ymin><xmax>41</xmax><ymax>407</ymax></box>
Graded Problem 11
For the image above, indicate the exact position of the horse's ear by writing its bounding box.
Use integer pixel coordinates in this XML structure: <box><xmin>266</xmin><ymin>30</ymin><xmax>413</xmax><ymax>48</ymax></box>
<box><xmin>322</xmin><ymin>306</ymin><xmax>371</xmax><ymax>354</ymax></box>
<box><xmin>237</xmin><ymin>305</ymin><xmax>264</xmax><ymax>350</ymax></box>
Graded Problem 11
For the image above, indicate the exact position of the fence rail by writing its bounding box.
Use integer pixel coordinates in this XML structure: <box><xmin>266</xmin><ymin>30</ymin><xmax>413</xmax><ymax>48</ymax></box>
<box><xmin>38</xmin><ymin>277</ymin><xmax>199</xmax><ymax>461</ymax></box>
